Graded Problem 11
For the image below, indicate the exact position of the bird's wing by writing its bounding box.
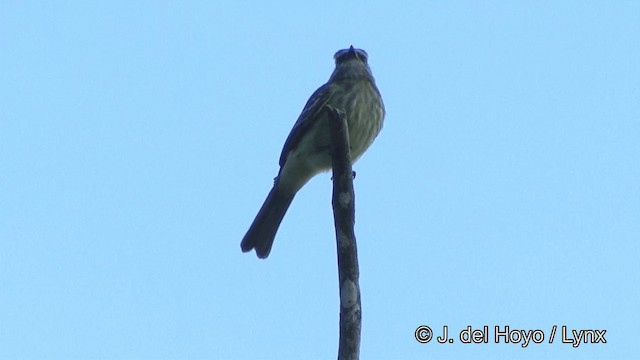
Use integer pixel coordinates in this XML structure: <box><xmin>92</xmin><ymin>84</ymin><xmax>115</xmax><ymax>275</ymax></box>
<box><xmin>278</xmin><ymin>83</ymin><xmax>335</xmax><ymax>167</ymax></box>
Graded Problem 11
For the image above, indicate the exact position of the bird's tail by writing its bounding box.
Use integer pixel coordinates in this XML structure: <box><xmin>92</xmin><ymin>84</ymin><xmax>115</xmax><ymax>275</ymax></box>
<box><xmin>241</xmin><ymin>186</ymin><xmax>295</xmax><ymax>259</ymax></box>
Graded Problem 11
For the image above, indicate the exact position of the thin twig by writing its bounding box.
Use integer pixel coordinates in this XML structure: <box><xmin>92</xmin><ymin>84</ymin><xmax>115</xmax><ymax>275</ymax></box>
<box><xmin>327</xmin><ymin>106</ymin><xmax>361</xmax><ymax>360</ymax></box>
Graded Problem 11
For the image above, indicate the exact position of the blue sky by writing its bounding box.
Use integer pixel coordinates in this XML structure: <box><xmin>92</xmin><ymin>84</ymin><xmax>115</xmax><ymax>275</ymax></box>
<box><xmin>1</xmin><ymin>1</ymin><xmax>638</xmax><ymax>359</ymax></box>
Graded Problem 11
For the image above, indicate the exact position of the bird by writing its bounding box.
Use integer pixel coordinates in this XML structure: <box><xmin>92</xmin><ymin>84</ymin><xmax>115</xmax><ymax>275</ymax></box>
<box><xmin>241</xmin><ymin>46</ymin><xmax>385</xmax><ymax>259</ymax></box>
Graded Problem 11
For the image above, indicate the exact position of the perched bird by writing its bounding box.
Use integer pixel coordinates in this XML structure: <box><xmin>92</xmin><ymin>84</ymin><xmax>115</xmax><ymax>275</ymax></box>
<box><xmin>241</xmin><ymin>46</ymin><xmax>385</xmax><ymax>259</ymax></box>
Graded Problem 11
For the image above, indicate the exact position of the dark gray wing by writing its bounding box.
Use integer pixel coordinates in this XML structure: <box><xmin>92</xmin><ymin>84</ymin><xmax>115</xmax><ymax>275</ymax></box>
<box><xmin>278</xmin><ymin>83</ymin><xmax>335</xmax><ymax>167</ymax></box>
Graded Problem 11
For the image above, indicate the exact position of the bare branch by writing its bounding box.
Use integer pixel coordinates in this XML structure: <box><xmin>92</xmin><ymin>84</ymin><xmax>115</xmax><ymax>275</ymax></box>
<box><xmin>327</xmin><ymin>106</ymin><xmax>361</xmax><ymax>360</ymax></box>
